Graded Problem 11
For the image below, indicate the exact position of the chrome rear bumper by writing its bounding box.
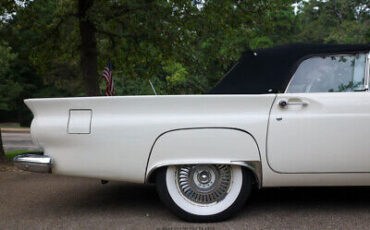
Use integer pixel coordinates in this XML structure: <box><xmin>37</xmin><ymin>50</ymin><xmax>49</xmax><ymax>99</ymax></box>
<box><xmin>13</xmin><ymin>153</ymin><xmax>52</xmax><ymax>173</ymax></box>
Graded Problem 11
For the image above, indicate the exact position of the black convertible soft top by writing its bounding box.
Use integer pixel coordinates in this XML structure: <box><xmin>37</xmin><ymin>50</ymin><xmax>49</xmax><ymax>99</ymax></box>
<box><xmin>209</xmin><ymin>43</ymin><xmax>370</xmax><ymax>94</ymax></box>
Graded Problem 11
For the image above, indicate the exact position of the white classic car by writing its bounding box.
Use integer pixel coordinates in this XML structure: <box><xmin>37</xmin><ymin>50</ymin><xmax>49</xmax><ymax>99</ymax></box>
<box><xmin>15</xmin><ymin>44</ymin><xmax>370</xmax><ymax>222</ymax></box>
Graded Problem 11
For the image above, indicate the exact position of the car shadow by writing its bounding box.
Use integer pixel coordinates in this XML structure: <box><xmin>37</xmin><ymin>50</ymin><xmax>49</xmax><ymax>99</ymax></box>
<box><xmin>252</xmin><ymin>186</ymin><xmax>370</xmax><ymax>203</ymax></box>
<box><xmin>63</xmin><ymin>181</ymin><xmax>370</xmax><ymax>217</ymax></box>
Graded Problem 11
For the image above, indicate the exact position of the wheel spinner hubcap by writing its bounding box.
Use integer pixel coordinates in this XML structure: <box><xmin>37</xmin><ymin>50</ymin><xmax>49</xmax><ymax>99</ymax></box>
<box><xmin>177</xmin><ymin>165</ymin><xmax>232</xmax><ymax>205</ymax></box>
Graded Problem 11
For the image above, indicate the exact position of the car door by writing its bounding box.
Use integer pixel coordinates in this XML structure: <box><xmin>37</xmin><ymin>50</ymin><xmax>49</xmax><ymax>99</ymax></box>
<box><xmin>267</xmin><ymin>52</ymin><xmax>370</xmax><ymax>173</ymax></box>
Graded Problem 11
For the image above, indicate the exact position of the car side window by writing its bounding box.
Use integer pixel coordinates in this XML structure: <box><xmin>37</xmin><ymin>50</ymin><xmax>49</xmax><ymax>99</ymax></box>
<box><xmin>286</xmin><ymin>53</ymin><xmax>367</xmax><ymax>93</ymax></box>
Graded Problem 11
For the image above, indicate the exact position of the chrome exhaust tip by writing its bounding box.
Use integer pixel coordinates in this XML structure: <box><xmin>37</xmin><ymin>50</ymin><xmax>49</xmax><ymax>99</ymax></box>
<box><xmin>13</xmin><ymin>153</ymin><xmax>52</xmax><ymax>173</ymax></box>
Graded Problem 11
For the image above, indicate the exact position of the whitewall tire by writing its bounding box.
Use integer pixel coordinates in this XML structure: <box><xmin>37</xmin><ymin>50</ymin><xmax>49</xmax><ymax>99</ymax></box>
<box><xmin>156</xmin><ymin>164</ymin><xmax>252</xmax><ymax>222</ymax></box>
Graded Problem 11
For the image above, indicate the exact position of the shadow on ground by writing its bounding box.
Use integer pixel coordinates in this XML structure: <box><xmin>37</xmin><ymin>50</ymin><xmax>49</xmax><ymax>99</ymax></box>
<box><xmin>67</xmin><ymin>180</ymin><xmax>370</xmax><ymax>212</ymax></box>
<box><xmin>1</xmin><ymin>172</ymin><xmax>369</xmax><ymax>229</ymax></box>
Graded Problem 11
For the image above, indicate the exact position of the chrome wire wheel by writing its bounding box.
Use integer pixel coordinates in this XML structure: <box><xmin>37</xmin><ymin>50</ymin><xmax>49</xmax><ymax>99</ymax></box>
<box><xmin>176</xmin><ymin>165</ymin><xmax>232</xmax><ymax>205</ymax></box>
<box><xmin>158</xmin><ymin>164</ymin><xmax>251</xmax><ymax>220</ymax></box>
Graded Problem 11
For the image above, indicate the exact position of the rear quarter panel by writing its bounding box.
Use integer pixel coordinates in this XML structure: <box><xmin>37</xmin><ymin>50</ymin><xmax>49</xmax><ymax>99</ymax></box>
<box><xmin>25</xmin><ymin>95</ymin><xmax>275</xmax><ymax>183</ymax></box>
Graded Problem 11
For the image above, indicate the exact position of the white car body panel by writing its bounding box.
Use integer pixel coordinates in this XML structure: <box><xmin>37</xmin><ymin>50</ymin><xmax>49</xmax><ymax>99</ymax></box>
<box><xmin>268</xmin><ymin>92</ymin><xmax>370</xmax><ymax>173</ymax></box>
<box><xmin>146</xmin><ymin>128</ymin><xmax>261</xmax><ymax>178</ymax></box>
<box><xmin>25</xmin><ymin>95</ymin><xmax>275</xmax><ymax>184</ymax></box>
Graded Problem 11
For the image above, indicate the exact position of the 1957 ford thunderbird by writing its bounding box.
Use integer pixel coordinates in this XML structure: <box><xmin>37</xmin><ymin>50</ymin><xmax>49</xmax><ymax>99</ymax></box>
<box><xmin>14</xmin><ymin>44</ymin><xmax>370</xmax><ymax>222</ymax></box>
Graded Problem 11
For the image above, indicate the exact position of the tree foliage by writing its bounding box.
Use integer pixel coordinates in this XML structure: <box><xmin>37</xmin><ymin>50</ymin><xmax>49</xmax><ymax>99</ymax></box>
<box><xmin>297</xmin><ymin>0</ymin><xmax>370</xmax><ymax>43</ymax></box>
<box><xmin>0</xmin><ymin>0</ymin><xmax>369</xmax><ymax>126</ymax></box>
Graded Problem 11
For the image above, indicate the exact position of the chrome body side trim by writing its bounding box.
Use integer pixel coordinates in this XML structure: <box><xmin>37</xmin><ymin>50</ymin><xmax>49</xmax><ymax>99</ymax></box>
<box><xmin>13</xmin><ymin>153</ymin><xmax>52</xmax><ymax>173</ymax></box>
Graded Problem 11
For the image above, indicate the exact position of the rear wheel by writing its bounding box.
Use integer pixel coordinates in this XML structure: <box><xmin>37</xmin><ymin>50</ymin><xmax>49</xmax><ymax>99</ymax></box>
<box><xmin>156</xmin><ymin>164</ymin><xmax>252</xmax><ymax>222</ymax></box>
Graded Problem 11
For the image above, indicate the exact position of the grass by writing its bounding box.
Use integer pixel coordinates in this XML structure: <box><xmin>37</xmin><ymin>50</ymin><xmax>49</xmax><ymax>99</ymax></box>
<box><xmin>5</xmin><ymin>150</ymin><xmax>39</xmax><ymax>162</ymax></box>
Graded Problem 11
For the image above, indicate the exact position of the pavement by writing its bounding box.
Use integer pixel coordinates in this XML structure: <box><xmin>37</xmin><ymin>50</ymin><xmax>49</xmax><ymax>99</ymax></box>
<box><xmin>1</xmin><ymin>130</ymin><xmax>41</xmax><ymax>152</ymax></box>
<box><xmin>0</xmin><ymin>169</ymin><xmax>369</xmax><ymax>230</ymax></box>
<box><xmin>1</xmin><ymin>129</ymin><xmax>370</xmax><ymax>229</ymax></box>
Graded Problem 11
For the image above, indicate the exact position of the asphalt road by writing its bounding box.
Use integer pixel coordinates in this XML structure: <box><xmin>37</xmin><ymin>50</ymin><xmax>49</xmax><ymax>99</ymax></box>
<box><xmin>0</xmin><ymin>169</ymin><xmax>369</xmax><ymax>230</ymax></box>
<box><xmin>1</xmin><ymin>132</ymin><xmax>370</xmax><ymax>229</ymax></box>
<box><xmin>1</xmin><ymin>131</ymin><xmax>41</xmax><ymax>152</ymax></box>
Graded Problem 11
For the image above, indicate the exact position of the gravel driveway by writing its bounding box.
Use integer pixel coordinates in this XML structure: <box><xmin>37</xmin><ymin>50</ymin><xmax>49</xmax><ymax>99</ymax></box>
<box><xmin>0</xmin><ymin>169</ymin><xmax>369</xmax><ymax>230</ymax></box>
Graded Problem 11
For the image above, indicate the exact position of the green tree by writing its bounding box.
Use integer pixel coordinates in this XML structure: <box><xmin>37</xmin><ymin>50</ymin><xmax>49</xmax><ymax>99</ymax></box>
<box><xmin>161</xmin><ymin>0</ymin><xmax>296</xmax><ymax>90</ymax></box>
<box><xmin>297</xmin><ymin>0</ymin><xmax>369</xmax><ymax>44</ymax></box>
<box><xmin>7</xmin><ymin>0</ymin><xmax>206</xmax><ymax>96</ymax></box>
<box><xmin>0</xmin><ymin>0</ymin><xmax>17</xmax><ymax>162</ymax></box>
<box><xmin>4</xmin><ymin>0</ymin><xmax>293</xmax><ymax>96</ymax></box>
<box><xmin>0</xmin><ymin>44</ymin><xmax>17</xmax><ymax>162</ymax></box>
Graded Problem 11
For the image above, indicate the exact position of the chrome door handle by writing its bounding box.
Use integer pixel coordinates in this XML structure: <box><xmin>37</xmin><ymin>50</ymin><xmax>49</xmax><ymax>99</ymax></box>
<box><xmin>279</xmin><ymin>100</ymin><xmax>308</xmax><ymax>108</ymax></box>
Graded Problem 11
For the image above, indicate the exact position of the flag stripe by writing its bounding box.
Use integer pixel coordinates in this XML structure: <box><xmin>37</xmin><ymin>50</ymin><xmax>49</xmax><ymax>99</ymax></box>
<box><xmin>100</xmin><ymin>62</ymin><xmax>114</xmax><ymax>96</ymax></box>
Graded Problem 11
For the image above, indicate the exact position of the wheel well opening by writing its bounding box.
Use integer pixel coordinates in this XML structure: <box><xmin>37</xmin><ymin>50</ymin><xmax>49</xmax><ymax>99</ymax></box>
<box><xmin>146</xmin><ymin>165</ymin><xmax>260</xmax><ymax>188</ymax></box>
<box><xmin>242</xmin><ymin>167</ymin><xmax>259</xmax><ymax>188</ymax></box>
<box><xmin>147</xmin><ymin>169</ymin><xmax>159</xmax><ymax>184</ymax></box>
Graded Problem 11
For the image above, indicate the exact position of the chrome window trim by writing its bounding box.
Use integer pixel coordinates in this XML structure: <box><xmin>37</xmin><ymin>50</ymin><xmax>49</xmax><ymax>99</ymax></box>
<box><xmin>284</xmin><ymin>53</ymin><xmax>370</xmax><ymax>94</ymax></box>
<box><xmin>284</xmin><ymin>64</ymin><xmax>298</xmax><ymax>93</ymax></box>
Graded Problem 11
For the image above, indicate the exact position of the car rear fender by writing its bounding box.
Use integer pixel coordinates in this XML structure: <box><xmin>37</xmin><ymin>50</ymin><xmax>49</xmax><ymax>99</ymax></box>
<box><xmin>145</xmin><ymin>128</ymin><xmax>262</xmax><ymax>187</ymax></box>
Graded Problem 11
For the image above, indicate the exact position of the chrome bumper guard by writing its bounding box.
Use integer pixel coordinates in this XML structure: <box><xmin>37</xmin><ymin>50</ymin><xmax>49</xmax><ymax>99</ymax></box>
<box><xmin>13</xmin><ymin>153</ymin><xmax>52</xmax><ymax>173</ymax></box>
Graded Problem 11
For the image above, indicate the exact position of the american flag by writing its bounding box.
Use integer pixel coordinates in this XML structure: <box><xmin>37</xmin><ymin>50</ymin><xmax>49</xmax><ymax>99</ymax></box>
<box><xmin>101</xmin><ymin>60</ymin><xmax>114</xmax><ymax>96</ymax></box>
